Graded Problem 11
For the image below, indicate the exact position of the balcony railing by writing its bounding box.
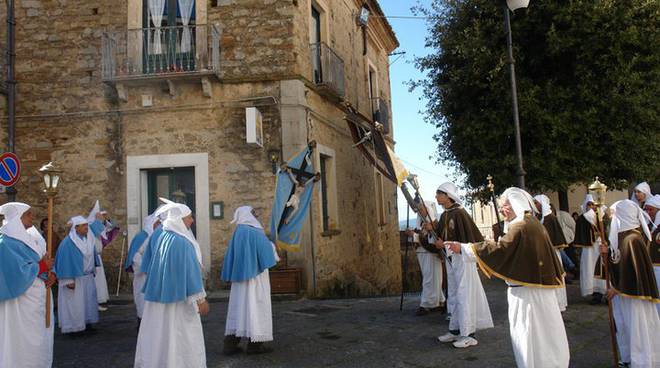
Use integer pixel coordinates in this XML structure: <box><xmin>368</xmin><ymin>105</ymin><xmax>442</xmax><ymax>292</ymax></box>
<box><xmin>371</xmin><ymin>97</ymin><xmax>390</xmax><ymax>135</ymax></box>
<box><xmin>102</xmin><ymin>24</ymin><xmax>221</xmax><ymax>82</ymax></box>
<box><xmin>310</xmin><ymin>42</ymin><xmax>345</xmax><ymax>99</ymax></box>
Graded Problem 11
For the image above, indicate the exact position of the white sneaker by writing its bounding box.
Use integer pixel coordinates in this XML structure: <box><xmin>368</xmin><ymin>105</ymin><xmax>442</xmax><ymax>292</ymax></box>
<box><xmin>452</xmin><ymin>336</ymin><xmax>478</xmax><ymax>348</ymax></box>
<box><xmin>437</xmin><ymin>332</ymin><xmax>459</xmax><ymax>343</ymax></box>
<box><xmin>98</xmin><ymin>305</ymin><xmax>108</xmax><ymax>312</ymax></box>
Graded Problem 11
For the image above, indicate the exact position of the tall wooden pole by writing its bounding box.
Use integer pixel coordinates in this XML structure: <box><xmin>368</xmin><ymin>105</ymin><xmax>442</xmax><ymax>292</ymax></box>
<box><xmin>45</xmin><ymin>194</ymin><xmax>54</xmax><ymax>328</ymax></box>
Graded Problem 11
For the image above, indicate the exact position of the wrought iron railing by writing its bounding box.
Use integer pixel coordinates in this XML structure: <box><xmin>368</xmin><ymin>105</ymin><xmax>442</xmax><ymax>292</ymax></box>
<box><xmin>310</xmin><ymin>42</ymin><xmax>345</xmax><ymax>98</ymax></box>
<box><xmin>371</xmin><ymin>97</ymin><xmax>390</xmax><ymax>134</ymax></box>
<box><xmin>102</xmin><ymin>24</ymin><xmax>220</xmax><ymax>81</ymax></box>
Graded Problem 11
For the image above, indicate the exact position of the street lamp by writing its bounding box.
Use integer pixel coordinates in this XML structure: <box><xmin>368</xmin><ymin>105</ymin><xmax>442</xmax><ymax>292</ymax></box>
<box><xmin>39</xmin><ymin>161</ymin><xmax>61</xmax><ymax>328</ymax></box>
<box><xmin>503</xmin><ymin>0</ymin><xmax>528</xmax><ymax>189</ymax></box>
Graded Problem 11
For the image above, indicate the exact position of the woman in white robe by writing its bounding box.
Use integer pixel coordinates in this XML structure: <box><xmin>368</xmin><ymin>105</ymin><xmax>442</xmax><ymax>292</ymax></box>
<box><xmin>0</xmin><ymin>203</ymin><xmax>54</xmax><ymax>368</ymax></box>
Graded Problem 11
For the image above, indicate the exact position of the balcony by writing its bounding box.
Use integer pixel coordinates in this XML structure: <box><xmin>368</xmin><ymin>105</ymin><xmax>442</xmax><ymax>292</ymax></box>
<box><xmin>310</xmin><ymin>42</ymin><xmax>345</xmax><ymax>100</ymax></box>
<box><xmin>371</xmin><ymin>97</ymin><xmax>390</xmax><ymax>135</ymax></box>
<box><xmin>102</xmin><ymin>24</ymin><xmax>220</xmax><ymax>98</ymax></box>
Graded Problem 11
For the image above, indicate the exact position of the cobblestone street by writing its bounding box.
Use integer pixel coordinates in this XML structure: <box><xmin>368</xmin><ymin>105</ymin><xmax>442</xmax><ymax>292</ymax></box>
<box><xmin>53</xmin><ymin>278</ymin><xmax>612</xmax><ymax>368</ymax></box>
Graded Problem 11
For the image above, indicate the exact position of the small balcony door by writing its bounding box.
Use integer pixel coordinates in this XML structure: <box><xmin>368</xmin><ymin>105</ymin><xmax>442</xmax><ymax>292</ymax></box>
<box><xmin>311</xmin><ymin>6</ymin><xmax>322</xmax><ymax>84</ymax></box>
<box><xmin>142</xmin><ymin>0</ymin><xmax>197</xmax><ymax>74</ymax></box>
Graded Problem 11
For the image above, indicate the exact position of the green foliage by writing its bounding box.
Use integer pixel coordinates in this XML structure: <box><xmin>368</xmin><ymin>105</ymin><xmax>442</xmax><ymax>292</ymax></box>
<box><xmin>412</xmin><ymin>0</ymin><xmax>660</xmax><ymax>197</ymax></box>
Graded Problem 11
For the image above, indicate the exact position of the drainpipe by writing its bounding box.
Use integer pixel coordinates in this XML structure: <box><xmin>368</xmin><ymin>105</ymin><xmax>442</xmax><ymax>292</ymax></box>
<box><xmin>5</xmin><ymin>0</ymin><xmax>17</xmax><ymax>201</ymax></box>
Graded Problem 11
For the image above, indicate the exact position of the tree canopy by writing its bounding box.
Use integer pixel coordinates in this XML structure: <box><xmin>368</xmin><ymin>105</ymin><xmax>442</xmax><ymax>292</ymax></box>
<box><xmin>413</xmin><ymin>0</ymin><xmax>660</xmax><ymax>196</ymax></box>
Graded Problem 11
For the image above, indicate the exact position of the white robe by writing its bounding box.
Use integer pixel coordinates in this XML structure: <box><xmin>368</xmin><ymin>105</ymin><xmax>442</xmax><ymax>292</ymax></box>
<box><xmin>94</xmin><ymin>238</ymin><xmax>109</xmax><ymax>304</ymax></box>
<box><xmin>131</xmin><ymin>239</ymin><xmax>148</xmax><ymax>318</ymax></box>
<box><xmin>612</xmin><ymin>295</ymin><xmax>660</xmax><ymax>367</ymax></box>
<box><xmin>225</xmin><ymin>269</ymin><xmax>274</xmax><ymax>342</ymax></box>
<box><xmin>446</xmin><ymin>258</ymin><xmax>457</xmax><ymax>317</ymax></box>
<box><xmin>0</xmin><ymin>278</ymin><xmax>54</xmax><ymax>368</ymax></box>
<box><xmin>508</xmin><ymin>286</ymin><xmax>570</xmax><ymax>368</ymax></box>
<box><xmin>135</xmin><ymin>295</ymin><xmax>206</xmax><ymax>368</ymax></box>
<box><xmin>416</xmin><ymin>246</ymin><xmax>445</xmax><ymax>309</ymax></box>
<box><xmin>555</xmin><ymin>249</ymin><xmax>567</xmax><ymax>311</ymax></box>
<box><xmin>447</xmin><ymin>245</ymin><xmax>493</xmax><ymax>336</ymax></box>
<box><xmin>58</xmin><ymin>245</ymin><xmax>99</xmax><ymax>334</ymax></box>
<box><xmin>579</xmin><ymin>242</ymin><xmax>606</xmax><ymax>297</ymax></box>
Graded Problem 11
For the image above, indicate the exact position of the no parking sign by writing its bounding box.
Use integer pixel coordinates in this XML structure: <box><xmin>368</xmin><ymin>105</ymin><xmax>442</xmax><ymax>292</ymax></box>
<box><xmin>0</xmin><ymin>152</ymin><xmax>21</xmax><ymax>187</ymax></box>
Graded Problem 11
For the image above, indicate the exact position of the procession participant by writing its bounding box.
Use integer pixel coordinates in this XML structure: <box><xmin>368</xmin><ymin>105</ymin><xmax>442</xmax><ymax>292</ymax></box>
<box><xmin>643</xmin><ymin>194</ymin><xmax>660</xmax><ymax>315</ymax></box>
<box><xmin>124</xmin><ymin>213</ymin><xmax>160</xmax><ymax>327</ymax></box>
<box><xmin>222</xmin><ymin>206</ymin><xmax>279</xmax><ymax>355</ymax></box>
<box><xmin>573</xmin><ymin>194</ymin><xmax>607</xmax><ymax>304</ymax></box>
<box><xmin>54</xmin><ymin>214</ymin><xmax>105</xmax><ymax>334</ymax></box>
<box><xmin>553</xmin><ymin>204</ymin><xmax>578</xmax><ymax>281</ymax></box>
<box><xmin>405</xmin><ymin>199</ymin><xmax>446</xmax><ymax>316</ymax></box>
<box><xmin>631</xmin><ymin>181</ymin><xmax>653</xmax><ymax>208</ymax></box>
<box><xmin>0</xmin><ymin>203</ymin><xmax>55</xmax><ymax>368</ymax></box>
<box><xmin>422</xmin><ymin>182</ymin><xmax>493</xmax><ymax>349</ymax></box>
<box><xmin>139</xmin><ymin>201</ymin><xmax>176</xmax><ymax>276</ymax></box>
<box><xmin>134</xmin><ymin>203</ymin><xmax>208</xmax><ymax>368</ymax></box>
<box><xmin>601</xmin><ymin>199</ymin><xmax>660</xmax><ymax>367</ymax></box>
<box><xmin>447</xmin><ymin>187</ymin><xmax>569</xmax><ymax>368</ymax></box>
<box><xmin>534</xmin><ymin>195</ymin><xmax>569</xmax><ymax>311</ymax></box>
<box><xmin>87</xmin><ymin>201</ymin><xmax>119</xmax><ymax>311</ymax></box>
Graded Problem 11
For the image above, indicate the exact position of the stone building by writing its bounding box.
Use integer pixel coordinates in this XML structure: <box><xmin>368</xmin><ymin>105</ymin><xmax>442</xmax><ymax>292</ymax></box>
<box><xmin>1</xmin><ymin>0</ymin><xmax>402</xmax><ymax>298</ymax></box>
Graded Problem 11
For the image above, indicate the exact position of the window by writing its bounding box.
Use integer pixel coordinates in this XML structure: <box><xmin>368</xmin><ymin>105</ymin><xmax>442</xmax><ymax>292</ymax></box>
<box><xmin>316</xmin><ymin>144</ymin><xmax>339</xmax><ymax>234</ymax></box>
<box><xmin>375</xmin><ymin>171</ymin><xmax>386</xmax><ymax>225</ymax></box>
<box><xmin>311</xmin><ymin>5</ymin><xmax>322</xmax><ymax>84</ymax></box>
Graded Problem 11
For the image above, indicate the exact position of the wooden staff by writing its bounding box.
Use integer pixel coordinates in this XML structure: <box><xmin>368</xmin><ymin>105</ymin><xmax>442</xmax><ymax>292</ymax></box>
<box><xmin>45</xmin><ymin>194</ymin><xmax>54</xmax><ymax>328</ymax></box>
<box><xmin>115</xmin><ymin>232</ymin><xmax>127</xmax><ymax>297</ymax></box>
<box><xmin>595</xmin><ymin>206</ymin><xmax>619</xmax><ymax>366</ymax></box>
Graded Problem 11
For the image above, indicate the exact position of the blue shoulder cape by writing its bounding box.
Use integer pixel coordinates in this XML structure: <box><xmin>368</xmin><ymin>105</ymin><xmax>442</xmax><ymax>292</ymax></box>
<box><xmin>54</xmin><ymin>220</ymin><xmax>103</xmax><ymax>279</ymax></box>
<box><xmin>142</xmin><ymin>230</ymin><xmax>203</xmax><ymax>303</ymax></box>
<box><xmin>125</xmin><ymin>230</ymin><xmax>148</xmax><ymax>271</ymax></box>
<box><xmin>221</xmin><ymin>224</ymin><xmax>277</xmax><ymax>282</ymax></box>
<box><xmin>140</xmin><ymin>226</ymin><xmax>163</xmax><ymax>274</ymax></box>
<box><xmin>0</xmin><ymin>235</ymin><xmax>40</xmax><ymax>302</ymax></box>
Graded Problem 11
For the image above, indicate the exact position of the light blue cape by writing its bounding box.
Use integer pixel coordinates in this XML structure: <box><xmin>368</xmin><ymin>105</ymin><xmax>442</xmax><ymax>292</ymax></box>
<box><xmin>54</xmin><ymin>220</ymin><xmax>103</xmax><ymax>279</ymax></box>
<box><xmin>221</xmin><ymin>224</ymin><xmax>277</xmax><ymax>282</ymax></box>
<box><xmin>125</xmin><ymin>230</ymin><xmax>149</xmax><ymax>271</ymax></box>
<box><xmin>140</xmin><ymin>225</ymin><xmax>163</xmax><ymax>274</ymax></box>
<box><xmin>142</xmin><ymin>230</ymin><xmax>203</xmax><ymax>303</ymax></box>
<box><xmin>0</xmin><ymin>235</ymin><xmax>40</xmax><ymax>302</ymax></box>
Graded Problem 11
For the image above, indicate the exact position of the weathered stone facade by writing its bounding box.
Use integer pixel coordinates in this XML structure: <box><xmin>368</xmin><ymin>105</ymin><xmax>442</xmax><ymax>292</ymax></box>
<box><xmin>1</xmin><ymin>0</ymin><xmax>401</xmax><ymax>297</ymax></box>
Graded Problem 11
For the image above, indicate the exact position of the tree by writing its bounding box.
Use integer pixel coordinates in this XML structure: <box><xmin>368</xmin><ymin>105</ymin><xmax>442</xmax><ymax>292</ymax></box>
<box><xmin>412</xmin><ymin>0</ymin><xmax>660</xmax><ymax>197</ymax></box>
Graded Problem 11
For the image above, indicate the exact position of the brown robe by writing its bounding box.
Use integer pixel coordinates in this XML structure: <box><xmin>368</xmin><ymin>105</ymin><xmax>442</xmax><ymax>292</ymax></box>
<box><xmin>608</xmin><ymin>229</ymin><xmax>660</xmax><ymax>302</ymax></box>
<box><xmin>425</xmin><ymin>204</ymin><xmax>484</xmax><ymax>243</ymax></box>
<box><xmin>541</xmin><ymin>213</ymin><xmax>568</xmax><ymax>249</ymax></box>
<box><xmin>471</xmin><ymin>213</ymin><xmax>564</xmax><ymax>288</ymax></box>
<box><xmin>573</xmin><ymin>214</ymin><xmax>597</xmax><ymax>248</ymax></box>
<box><xmin>651</xmin><ymin>227</ymin><xmax>660</xmax><ymax>266</ymax></box>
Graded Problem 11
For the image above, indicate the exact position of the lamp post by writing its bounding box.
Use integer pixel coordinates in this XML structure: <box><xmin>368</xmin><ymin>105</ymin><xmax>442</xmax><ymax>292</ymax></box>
<box><xmin>588</xmin><ymin>176</ymin><xmax>619</xmax><ymax>366</ymax></box>
<box><xmin>39</xmin><ymin>162</ymin><xmax>61</xmax><ymax>328</ymax></box>
<box><xmin>503</xmin><ymin>0</ymin><xmax>529</xmax><ymax>189</ymax></box>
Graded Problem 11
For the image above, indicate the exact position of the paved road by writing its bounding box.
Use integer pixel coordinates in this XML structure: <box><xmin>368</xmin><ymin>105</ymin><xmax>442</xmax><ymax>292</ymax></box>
<box><xmin>53</xmin><ymin>278</ymin><xmax>613</xmax><ymax>367</ymax></box>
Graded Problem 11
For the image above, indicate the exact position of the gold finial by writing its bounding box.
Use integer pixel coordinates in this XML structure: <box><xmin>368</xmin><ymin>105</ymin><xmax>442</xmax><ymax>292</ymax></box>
<box><xmin>487</xmin><ymin>175</ymin><xmax>495</xmax><ymax>192</ymax></box>
<box><xmin>588</xmin><ymin>176</ymin><xmax>608</xmax><ymax>206</ymax></box>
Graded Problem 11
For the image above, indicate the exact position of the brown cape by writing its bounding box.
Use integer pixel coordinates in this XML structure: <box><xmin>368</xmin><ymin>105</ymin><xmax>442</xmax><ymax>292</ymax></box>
<box><xmin>471</xmin><ymin>214</ymin><xmax>564</xmax><ymax>288</ymax></box>
<box><xmin>436</xmin><ymin>204</ymin><xmax>484</xmax><ymax>243</ymax></box>
<box><xmin>573</xmin><ymin>214</ymin><xmax>597</xmax><ymax>248</ymax></box>
<box><xmin>542</xmin><ymin>213</ymin><xmax>568</xmax><ymax>249</ymax></box>
<box><xmin>608</xmin><ymin>229</ymin><xmax>660</xmax><ymax>302</ymax></box>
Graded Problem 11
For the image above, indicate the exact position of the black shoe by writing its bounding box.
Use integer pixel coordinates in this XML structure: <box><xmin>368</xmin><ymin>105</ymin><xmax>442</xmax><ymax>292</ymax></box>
<box><xmin>415</xmin><ymin>307</ymin><xmax>430</xmax><ymax>316</ymax></box>
<box><xmin>589</xmin><ymin>293</ymin><xmax>603</xmax><ymax>305</ymax></box>
<box><xmin>246</xmin><ymin>341</ymin><xmax>273</xmax><ymax>355</ymax></box>
<box><xmin>223</xmin><ymin>335</ymin><xmax>243</xmax><ymax>356</ymax></box>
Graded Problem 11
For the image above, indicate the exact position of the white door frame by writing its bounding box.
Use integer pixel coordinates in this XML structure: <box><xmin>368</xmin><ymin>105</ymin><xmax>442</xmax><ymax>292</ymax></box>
<box><xmin>126</xmin><ymin>153</ymin><xmax>211</xmax><ymax>274</ymax></box>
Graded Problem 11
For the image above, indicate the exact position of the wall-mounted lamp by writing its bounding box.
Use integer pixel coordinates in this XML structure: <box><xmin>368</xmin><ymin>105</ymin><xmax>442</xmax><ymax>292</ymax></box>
<box><xmin>358</xmin><ymin>6</ymin><xmax>370</xmax><ymax>26</ymax></box>
<box><xmin>268</xmin><ymin>149</ymin><xmax>280</xmax><ymax>174</ymax></box>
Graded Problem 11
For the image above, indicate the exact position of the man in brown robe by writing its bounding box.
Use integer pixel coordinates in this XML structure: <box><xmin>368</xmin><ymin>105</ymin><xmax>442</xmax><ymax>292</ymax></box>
<box><xmin>643</xmin><ymin>194</ymin><xmax>660</xmax><ymax>315</ymax></box>
<box><xmin>600</xmin><ymin>199</ymin><xmax>660</xmax><ymax>367</ymax></box>
<box><xmin>421</xmin><ymin>182</ymin><xmax>493</xmax><ymax>349</ymax></box>
<box><xmin>574</xmin><ymin>195</ymin><xmax>607</xmax><ymax>304</ymax></box>
<box><xmin>446</xmin><ymin>187</ymin><xmax>569</xmax><ymax>368</ymax></box>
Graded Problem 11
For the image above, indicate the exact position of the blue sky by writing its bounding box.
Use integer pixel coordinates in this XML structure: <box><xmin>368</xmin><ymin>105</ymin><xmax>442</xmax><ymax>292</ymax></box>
<box><xmin>378</xmin><ymin>1</ymin><xmax>455</xmax><ymax>221</ymax></box>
